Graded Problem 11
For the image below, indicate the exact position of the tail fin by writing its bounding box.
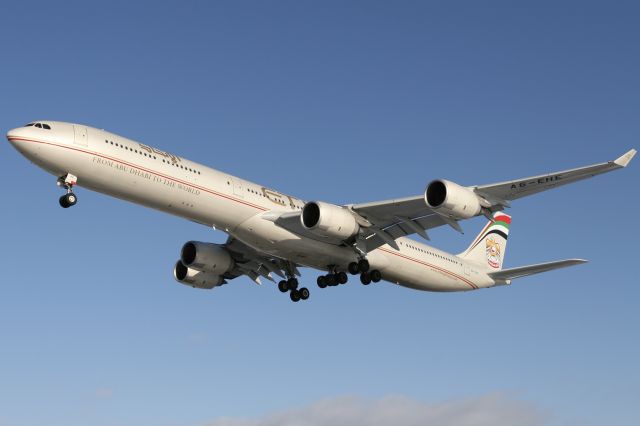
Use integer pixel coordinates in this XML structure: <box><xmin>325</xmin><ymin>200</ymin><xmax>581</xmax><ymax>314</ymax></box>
<box><xmin>458</xmin><ymin>212</ymin><xmax>511</xmax><ymax>270</ymax></box>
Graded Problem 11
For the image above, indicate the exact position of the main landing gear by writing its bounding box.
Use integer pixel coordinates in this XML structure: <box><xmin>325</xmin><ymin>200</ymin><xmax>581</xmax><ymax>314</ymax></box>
<box><xmin>347</xmin><ymin>259</ymin><xmax>382</xmax><ymax>286</ymax></box>
<box><xmin>316</xmin><ymin>259</ymin><xmax>382</xmax><ymax>289</ymax></box>
<box><xmin>57</xmin><ymin>173</ymin><xmax>78</xmax><ymax>208</ymax></box>
<box><xmin>316</xmin><ymin>271</ymin><xmax>348</xmax><ymax>288</ymax></box>
<box><xmin>277</xmin><ymin>276</ymin><xmax>310</xmax><ymax>303</ymax></box>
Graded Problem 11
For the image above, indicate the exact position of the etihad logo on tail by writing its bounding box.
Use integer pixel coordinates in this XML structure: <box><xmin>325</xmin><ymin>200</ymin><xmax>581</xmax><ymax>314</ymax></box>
<box><xmin>486</xmin><ymin>237</ymin><xmax>502</xmax><ymax>268</ymax></box>
<box><xmin>484</xmin><ymin>213</ymin><xmax>511</xmax><ymax>268</ymax></box>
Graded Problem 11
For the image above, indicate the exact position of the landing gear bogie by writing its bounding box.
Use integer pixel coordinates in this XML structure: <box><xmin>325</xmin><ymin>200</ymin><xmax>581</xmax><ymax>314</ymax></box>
<box><xmin>287</xmin><ymin>277</ymin><xmax>299</xmax><ymax>290</ymax></box>
<box><xmin>360</xmin><ymin>269</ymin><xmax>381</xmax><ymax>285</ymax></box>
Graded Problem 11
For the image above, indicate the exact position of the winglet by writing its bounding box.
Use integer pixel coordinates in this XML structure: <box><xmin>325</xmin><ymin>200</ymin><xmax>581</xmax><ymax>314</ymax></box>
<box><xmin>614</xmin><ymin>149</ymin><xmax>637</xmax><ymax>167</ymax></box>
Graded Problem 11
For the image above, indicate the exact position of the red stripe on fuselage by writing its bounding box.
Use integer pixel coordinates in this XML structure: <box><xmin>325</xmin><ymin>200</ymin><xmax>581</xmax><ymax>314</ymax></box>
<box><xmin>378</xmin><ymin>247</ymin><xmax>478</xmax><ymax>289</ymax></box>
<box><xmin>8</xmin><ymin>137</ymin><xmax>269</xmax><ymax>212</ymax></box>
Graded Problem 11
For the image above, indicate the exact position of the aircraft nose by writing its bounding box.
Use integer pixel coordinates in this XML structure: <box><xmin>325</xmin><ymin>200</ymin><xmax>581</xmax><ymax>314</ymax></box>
<box><xmin>6</xmin><ymin>127</ymin><xmax>24</xmax><ymax>144</ymax></box>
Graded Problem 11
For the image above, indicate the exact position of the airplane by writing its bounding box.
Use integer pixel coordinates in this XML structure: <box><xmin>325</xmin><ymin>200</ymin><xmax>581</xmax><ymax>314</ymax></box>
<box><xmin>6</xmin><ymin>121</ymin><xmax>636</xmax><ymax>302</ymax></box>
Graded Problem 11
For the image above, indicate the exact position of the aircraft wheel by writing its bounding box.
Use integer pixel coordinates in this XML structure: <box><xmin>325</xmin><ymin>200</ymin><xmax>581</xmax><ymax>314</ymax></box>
<box><xmin>323</xmin><ymin>274</ymin><xmax>335</xmax><ymax>286</ymax></box>
<box><xmin>337</xmin><ymin>271</ymin><xmax>348</xmax><ymax>284</ymax></box>
<box><xmin>360</xmin><ymin>272</ymin><xmax>372</xmax><ymax>285</ymax></box>
<box><xmin>299</xmin><ymin>287</ymin><xmax>310</xmax><ymax>300</ymax></box>
<box><xmin>370</xmin><ymin>269</ymin><xmax>382</xmax><ymax>283</ymax></box>
<box><xmin>357</xmin><ymin>259</ymin><xmax>370</xmax><ymax>273</ymax></box>
<box><xmin>287</xmin><ymin>277</ymin><xmax>299</xmax><ymax>290</ymax></box>
<box><xmin>317</xmin><ymin>276</ymin><xmax>327</xmax><ymax>288</ymax></box>
<box><xmin>59</xmin><ymin>193</ymin><xmax>77</xmax><ymax>208</ymax></box>
<box><xmin>348</xmin><ymin>262</ymin><xmax>360</xmax><ymax>275</ymax></box>
<box><xmin>290</xmin><ymin>289</ymin><xmax>301</xmax><ymax>302</ymax></box>
<box><xmin>278</xmin><ymin>280</ymin><xmax>289</xmax><ymax>293</ymax></box>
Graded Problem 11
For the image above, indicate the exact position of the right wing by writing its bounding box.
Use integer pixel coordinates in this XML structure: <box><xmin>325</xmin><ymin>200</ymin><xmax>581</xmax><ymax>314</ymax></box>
<box><xmin>224</xmin><ymin>237</ymin><xmax>300</xmax><ymax>284</ymax></box>
<box><xmin>488</xmin><ymin>259</ymin><xmax>588</xmax><ymax>281</ymax></box>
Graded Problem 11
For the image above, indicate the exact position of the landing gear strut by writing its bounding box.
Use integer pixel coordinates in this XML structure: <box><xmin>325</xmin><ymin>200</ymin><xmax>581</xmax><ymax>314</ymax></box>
<box><xmin>57</xmin><ymin>174</ymin><xmax>78</xmax><ymax>208</ymax></box>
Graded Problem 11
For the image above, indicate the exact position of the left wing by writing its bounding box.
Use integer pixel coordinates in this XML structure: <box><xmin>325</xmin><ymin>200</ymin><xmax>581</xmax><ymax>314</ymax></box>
<box><xmin>268</xmin><ymin>149</ymin><xmax>635</xmax><ymax>252</ymax></box>
<box><xmin>350</xmin><ymin>149</ymin><xmax>636</xmax><ymax>250</ymax></box>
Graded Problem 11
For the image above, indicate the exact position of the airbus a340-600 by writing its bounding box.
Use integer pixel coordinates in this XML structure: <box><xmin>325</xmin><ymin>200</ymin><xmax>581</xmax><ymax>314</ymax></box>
<box><xmin>7</xmin><ymin>121</ymin><xmax>636</xmax><ymax>302</ymax></box>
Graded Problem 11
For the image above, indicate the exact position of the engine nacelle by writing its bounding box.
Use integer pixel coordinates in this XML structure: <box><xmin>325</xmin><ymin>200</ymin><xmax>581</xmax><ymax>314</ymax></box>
<box><xmin>180</xmin><ymin>241</ymin><xmax>234</xmax><ymax>274</ymax></box>
<box><xmin>174</xmin><ymin>261</ymin><xmax>224</xmax><ymax>289</ymax></box>
<box><xmin>425</xmin><ymin>179</ymin><xmax>482</xmax><ymax>219</ymax></box>
<box><xmin>301</xmin><ymin>201</ymin><xmax>360</xmax><ymax>240</ymax></box>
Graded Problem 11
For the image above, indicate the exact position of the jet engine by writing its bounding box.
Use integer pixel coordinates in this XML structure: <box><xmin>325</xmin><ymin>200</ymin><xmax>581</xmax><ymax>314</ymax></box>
<box><xmin>425</xmin><ymin>179</ymin><xmax>482</xmax><ymax>219</ymax></box>
<box><xmin>174</xmin><ymin>261</ymin><xmax>224</xmax><ymax>289</ymax></box>
<box><xmin>180</xmin><ymin>241</ymin><xmax>234</xmax><ymax>274</ymax></box>
<box><xmin>301</xmin><ymin>201</ymin><xmax>360</xmax><ymax>240</ymax></box>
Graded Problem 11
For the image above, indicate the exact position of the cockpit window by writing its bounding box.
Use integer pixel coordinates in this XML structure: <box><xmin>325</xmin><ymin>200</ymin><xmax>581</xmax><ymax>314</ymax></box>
<box><xmin>25</xmin><ymin>122</ymin><xmax>52</xmax><ymax>129</ymax></box>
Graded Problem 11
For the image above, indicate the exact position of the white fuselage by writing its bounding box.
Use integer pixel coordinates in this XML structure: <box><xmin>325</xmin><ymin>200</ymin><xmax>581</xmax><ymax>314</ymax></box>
<box><xmin>7</xmin><ymin>121</ymin><xmax>498</xmax><ymax>292</ymax></box>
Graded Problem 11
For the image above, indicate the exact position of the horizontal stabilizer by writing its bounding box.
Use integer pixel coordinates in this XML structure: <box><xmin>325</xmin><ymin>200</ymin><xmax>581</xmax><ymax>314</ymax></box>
<box><xmin>488</xmin><ymin>259</ymin><xmax>587</xmax><ymax>281</ymax></box>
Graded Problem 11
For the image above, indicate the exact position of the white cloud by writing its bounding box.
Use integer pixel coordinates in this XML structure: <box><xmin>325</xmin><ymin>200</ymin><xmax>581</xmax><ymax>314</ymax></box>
<box><xmin>202</xmin><ymin>393</ymin><xmax>546</xmax><ymax>426</ymax></box>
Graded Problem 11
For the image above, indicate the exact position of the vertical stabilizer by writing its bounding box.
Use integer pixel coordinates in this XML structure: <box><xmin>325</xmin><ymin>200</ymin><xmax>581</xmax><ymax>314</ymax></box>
<box><xmin>458</xmin><ymin>212</ymin><xmax>511</xmax><ymax>270</ymax></box>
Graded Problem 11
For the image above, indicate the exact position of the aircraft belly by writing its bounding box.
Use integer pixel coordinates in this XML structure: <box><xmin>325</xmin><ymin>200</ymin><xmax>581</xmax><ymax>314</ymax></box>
<box><xmin>233</xmin><ymin>213</ymin><xmax>359</xmax><ymax>269</ymax></box>
<box><xmin>375</xmin><ymin>248</ymin><xmax>478</xmax><ymax>292</ymax></box>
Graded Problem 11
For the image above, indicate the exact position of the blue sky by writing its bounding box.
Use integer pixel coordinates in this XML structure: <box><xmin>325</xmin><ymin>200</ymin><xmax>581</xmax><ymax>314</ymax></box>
<box><xmin>1</xmin><ymin>1</ymin><xmax>639</xmax><ymax>425</ymax></box>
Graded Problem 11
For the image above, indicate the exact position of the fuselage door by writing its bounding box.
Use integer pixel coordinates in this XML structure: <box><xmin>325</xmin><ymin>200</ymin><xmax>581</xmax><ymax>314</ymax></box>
<box><xmin>73</xmin><ymin>125</ymin><xmax>88</xmax><ymax>147</ymax></box>
<box><xmin>232</xmin><ymin>178</ymin><xmax>244</xmax><ymax>198</ymax></box>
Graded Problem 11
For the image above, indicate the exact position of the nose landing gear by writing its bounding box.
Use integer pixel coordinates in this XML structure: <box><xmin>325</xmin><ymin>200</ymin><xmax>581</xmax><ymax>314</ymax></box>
<box><xmin>57</xmin><ymin>174</ymin><xmax>78</xmax><ymax>208</ymax></box>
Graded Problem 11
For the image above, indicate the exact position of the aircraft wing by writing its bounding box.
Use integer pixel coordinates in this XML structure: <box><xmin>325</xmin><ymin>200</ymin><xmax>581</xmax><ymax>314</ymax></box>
<box><xmin>473</xmin><ymin>148</ymin><xmax>636</xmax><ymax>202</ymax></box>
<box><xmin>488</xmin><ymin>259</ymin><xmax>588</xmax><ymax>281</ymax></box>
<box><xmin>224</xmin><ymin>237</ymin><xmax>300</xmax><ymax>284</ymax></box>
<box><xmin>348</xmin><ymin>149</ymin><xmax>636</xmax><ymax>251</ymax></box>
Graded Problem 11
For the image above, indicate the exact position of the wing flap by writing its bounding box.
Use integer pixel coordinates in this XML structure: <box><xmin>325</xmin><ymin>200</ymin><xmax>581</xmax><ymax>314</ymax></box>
<box><xmin>488</xmin><ymin>259</ymin><xmax>588</xmax><ymax>281</ymax></box>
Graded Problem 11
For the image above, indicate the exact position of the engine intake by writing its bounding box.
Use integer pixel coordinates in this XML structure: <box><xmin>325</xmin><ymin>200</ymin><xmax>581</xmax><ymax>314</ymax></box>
<box><xmin>425</xmin><ymin>179</ymin><xmax>482</xmax><ymax>219</ymax></box>
<box><xmin>174</xmin><ymin>261</ymin><xmax>224</xmax><ymax>289</ymax></box>
<box><xmin>301</xmin><ymin>201</ymin><xmax>360</xmax><ymax>240</ymax></box>
<box><xmin>180</xmin><ymin>241</ymin><xmax>234</xmax><ymax>274</ymax></box>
